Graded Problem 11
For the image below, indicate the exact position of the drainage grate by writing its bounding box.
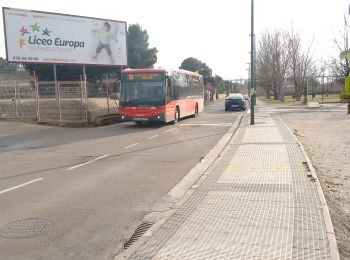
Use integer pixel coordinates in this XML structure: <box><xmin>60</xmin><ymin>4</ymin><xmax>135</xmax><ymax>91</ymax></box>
<box><xmin>124</xmin><ymin>222</ymin><xmax>153</xmax><ymax>249</ymax></box>
<box><xmin>0</xmin><ymin>218</ymin><xmax>53</xmax><ymax>239</ymax></box>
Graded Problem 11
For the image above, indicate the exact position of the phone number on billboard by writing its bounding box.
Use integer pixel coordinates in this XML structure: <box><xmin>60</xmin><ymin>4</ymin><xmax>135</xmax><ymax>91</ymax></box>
<box><xmin>13</xmin><ymin>56</ymin><xmax>39</xmax><ymax>61</ymax></box>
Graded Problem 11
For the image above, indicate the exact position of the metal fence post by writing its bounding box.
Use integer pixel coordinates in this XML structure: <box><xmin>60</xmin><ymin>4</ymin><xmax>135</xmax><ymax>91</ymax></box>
<box><xmin>57</xmin><ymin>83</ymin><xmax>62</xmax><ymax>123</ymax></box>
<box><xmin>82</xmin><ymin>66</ymin><xmax>88</xmax><ymax>125</ymax></box>
<box><xmin>106</xmin><ymin>75</ymin><xmax>110</xmax><ymax>116</ymax></box>
<box><xmin>79</xmin><ymin>75</ymin><xmax>85</xmax><ymax>125</ymax></box>
<box><xmin>13</xmin><ymin>80</ymin><xmax>18</xmax><ymax>118</ymax></box>
<box><xmin>34</xmin><ymin>72</ymin><xmax>40</xmax><ymax>122</ymax></box>
<box><xmin>36</xmin><ymin>77</ymin><xmax>40</xmax><ymax>122</ymax></box>
<box><xmin>79</xmin><ymin>75</ymin><xmax>84</xmax><ymax>106</ymax></box>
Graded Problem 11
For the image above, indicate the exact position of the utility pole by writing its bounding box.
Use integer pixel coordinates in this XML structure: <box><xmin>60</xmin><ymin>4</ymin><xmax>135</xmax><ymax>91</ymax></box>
<box><xmin>250</xmin><ymin>0</ymin><xmax>255</xmax><ymax>125</ymax></box>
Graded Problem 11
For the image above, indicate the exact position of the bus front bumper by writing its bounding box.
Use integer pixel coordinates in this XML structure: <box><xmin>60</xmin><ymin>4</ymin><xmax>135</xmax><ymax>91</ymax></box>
<box><xmin>120</xmin><ymin>112</ymin><xmax>166</xmax><ymax>123</ymax></box>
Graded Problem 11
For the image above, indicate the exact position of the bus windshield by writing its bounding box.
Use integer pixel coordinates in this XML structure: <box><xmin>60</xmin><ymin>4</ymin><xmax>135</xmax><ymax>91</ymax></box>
<box><xmin>120</xmin><ymin>81</ymin><xmax>165</xmax><ymax>106</ymax></box>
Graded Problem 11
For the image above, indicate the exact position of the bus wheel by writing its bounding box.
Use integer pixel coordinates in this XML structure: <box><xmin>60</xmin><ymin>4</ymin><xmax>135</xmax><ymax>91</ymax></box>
<box><xmin>173</xmin><ymin>108</ymin><xmax>179</xmax><ymax>124</ymax></box>
<box><xmin>193</xmin><ymin>104</ymin><xmax>199</xmax><ymax>118</ymax></box>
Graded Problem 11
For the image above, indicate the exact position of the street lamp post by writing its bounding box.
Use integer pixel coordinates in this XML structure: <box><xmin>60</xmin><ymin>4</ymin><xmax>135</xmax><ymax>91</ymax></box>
<box><xmin>250</xmin><ymin>0</ymin><xmax>255</xmax><ymax>125</ymax></box>
<box><xmin>246</xmin><ymin>69</ymin><xmax>250</xmax><ymax>97</ymax></box>
<box><xmin>247</xmin><ymin>63</ymin><xmax>251</xmax><ymax>97</ymax></box>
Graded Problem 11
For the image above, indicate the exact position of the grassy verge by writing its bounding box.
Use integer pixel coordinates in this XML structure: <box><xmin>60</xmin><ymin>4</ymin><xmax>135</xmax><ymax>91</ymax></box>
<box><xmin>258</xmin><ymin>96</ymin><xmax>301</xmax><ymax>106</ymax></box>
<box><xmin>258</xmin><ymin>94</ymin><xmax>342</xmax><ymax>105</ymax></box>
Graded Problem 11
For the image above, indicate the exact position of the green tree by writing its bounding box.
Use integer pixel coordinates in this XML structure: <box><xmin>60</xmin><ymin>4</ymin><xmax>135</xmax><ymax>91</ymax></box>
<box><xmin>0</xmin><ymin>57</ymin><xmax>17</xmax><ymax>73</ymax></box>
<box><xmin>205</xmin><ymin>74</ymin><xmax>225</xmax><ymax>93</ymax></box>
<box><xmin>127</xmin><ymin>24</ymin><xmax>158</xmax><ymax>68</ymax></box>
<box><xmin>199</xmin><ymin>62</ymin><xmax>212</xmax><ymax>77</ymax></box>
<box><xmin>213</xmin><ymin>75</ymin><xmax>224</xmax><ymax>92</ymax></box>
<box><xmin>180</xmin><ymin>57</ymin><xmax>202</xmax><ymax>72</ymax></box>
<box><xmin>180</xmin><ymin>57</ymin><xmax>212</xmax><ymax>77</ymax></box>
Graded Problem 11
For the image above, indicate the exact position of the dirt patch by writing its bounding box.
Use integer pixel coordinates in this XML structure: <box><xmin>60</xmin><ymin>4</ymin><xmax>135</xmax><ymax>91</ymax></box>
<box><xmin>87</xmin><ymin>98</ymin><xmax>119</xmax><ymax>123</ymax></box>
<box><xmin>280</xmin><ymin>111</ymin><xmax>350</xmax><ymax>259</ymax></box>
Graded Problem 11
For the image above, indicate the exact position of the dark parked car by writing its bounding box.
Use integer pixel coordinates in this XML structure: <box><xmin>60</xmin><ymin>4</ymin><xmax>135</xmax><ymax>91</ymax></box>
<box><xmin>225</xmin><ymin>93</ymin><xmax>247</xmax><ymax>111</ymax></box>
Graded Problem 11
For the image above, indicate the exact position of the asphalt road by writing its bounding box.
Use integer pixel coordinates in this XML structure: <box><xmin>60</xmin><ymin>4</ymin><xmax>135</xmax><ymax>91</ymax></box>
<box><xmin>0</xmin><ymin>100</ymin><xmax>244</xmax><ymax>260</ymax></box>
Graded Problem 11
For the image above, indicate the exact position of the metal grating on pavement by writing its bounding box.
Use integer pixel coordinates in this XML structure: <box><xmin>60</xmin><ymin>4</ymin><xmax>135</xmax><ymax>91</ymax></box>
<box><xmin>128</xmin><ymin>114</ymin><xmax>332</xmax><ymax>260</ymax></box>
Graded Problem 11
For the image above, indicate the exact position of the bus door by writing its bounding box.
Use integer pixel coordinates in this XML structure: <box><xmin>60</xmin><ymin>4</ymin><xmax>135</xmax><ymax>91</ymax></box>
<box><xmin>166</xmin><ymin>76</ymin><xmax>175</xmax><ymax>121</ymax></box>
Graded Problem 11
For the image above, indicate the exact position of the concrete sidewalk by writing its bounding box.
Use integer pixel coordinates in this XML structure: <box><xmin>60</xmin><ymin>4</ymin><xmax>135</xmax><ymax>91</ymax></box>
<box><xmin>120</xmin><ymin>111</ymin><xmax>339</xmax><ymax>259</ymax></box>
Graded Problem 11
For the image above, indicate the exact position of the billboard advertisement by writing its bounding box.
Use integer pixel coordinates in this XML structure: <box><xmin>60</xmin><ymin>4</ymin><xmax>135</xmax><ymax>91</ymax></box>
<box><xmin>2</xmin><ymin>7</ymin><xmax>127</xmax><ymax>66</ymax></box>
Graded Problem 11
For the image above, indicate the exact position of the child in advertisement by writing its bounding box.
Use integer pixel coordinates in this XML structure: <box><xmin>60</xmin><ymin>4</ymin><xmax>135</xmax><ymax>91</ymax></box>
<box><xmin>92</xmin><ymin>22</ymin><xmax>118</xmax><ymax>63</ymax></box>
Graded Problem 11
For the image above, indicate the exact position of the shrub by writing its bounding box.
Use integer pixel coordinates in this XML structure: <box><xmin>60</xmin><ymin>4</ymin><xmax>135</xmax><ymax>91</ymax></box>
<box><xmin>340</xmin><ymin>91</ymin><xmax>350</xmax><ymax>100</ymax></box>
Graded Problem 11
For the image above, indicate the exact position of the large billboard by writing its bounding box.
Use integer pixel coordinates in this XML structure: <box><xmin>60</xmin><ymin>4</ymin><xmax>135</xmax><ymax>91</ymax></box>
<box><xmin>2</xmin><ymin>7</ymin><xmax>127</xmax><ymax>66</ymax></box>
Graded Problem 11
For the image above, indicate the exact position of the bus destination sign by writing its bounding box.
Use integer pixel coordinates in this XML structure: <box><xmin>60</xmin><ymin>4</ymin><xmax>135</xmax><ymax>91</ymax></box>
<box><xmin>125</xmin><ymin>73</ymin><xmax>164</xmax><ymax>81</ymax></box>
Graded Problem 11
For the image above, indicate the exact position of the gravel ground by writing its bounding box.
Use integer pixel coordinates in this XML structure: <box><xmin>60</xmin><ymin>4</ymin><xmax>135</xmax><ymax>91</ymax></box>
<box><xmin>280</xmin><ymin>110</ymin><xmax>350</xmax><ymax>259</ymax></box>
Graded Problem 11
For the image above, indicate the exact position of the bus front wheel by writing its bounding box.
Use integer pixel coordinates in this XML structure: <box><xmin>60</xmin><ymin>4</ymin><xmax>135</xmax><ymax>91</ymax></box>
<box><xmin>172</xmin><ymin>108</ymin><xmax>179</xmax><ymax>124</ymax></box>
<box><xmin>192</xmin><ymin>104</ymin><xmax>199</xmax><ymax>118</ymax></box>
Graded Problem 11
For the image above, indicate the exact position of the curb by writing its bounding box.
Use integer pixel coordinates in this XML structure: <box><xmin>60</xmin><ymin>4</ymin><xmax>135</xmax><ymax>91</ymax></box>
<box><xmin>115</xmin><ymin>114</ymin><xmax>244</xmax><ymax>259</ymax></box>
<box><xmin>278</xmin><ymin>115</ymin><xmax>340</xmax><ymax>260</ymax></box>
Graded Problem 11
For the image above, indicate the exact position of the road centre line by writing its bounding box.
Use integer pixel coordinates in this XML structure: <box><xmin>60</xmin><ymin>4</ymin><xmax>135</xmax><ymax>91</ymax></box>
<box><xmin>147</xmin><ymin>135</ymin><xmax>159</xmax><ymax>140</ymax></box>
<box><xmin>165</xmin><ymin>128</ymin><xmax>175</xmax><ymax>133</ymax></box>
<box><xmin>67</xmin><ymin>154</ymin><xmax>110</xmax><ymax>171</ymax></box>
<box><xmin>0</xmin><ymin>178</ymin><xmax>44</xmax><ymax>195</ymax></box>
<box><xmin>124</xmin><ymin>143</ymin><xmax>139</xmax><ymax>149</ymax></box>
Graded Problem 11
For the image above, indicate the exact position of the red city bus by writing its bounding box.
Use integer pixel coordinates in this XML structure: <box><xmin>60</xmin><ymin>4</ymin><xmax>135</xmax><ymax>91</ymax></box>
<box><xmin>119</xmin><ymin>68</ymin><xmax>204</xmax><ymax>124</ymax></box>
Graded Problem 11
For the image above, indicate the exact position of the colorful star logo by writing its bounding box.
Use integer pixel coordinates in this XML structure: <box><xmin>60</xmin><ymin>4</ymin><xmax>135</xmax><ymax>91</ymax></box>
<box><xmin>17</xmin><ymin>38</ymin><xmax>26</xmax><ymax>48</ymax></box>
<box><xmin>30</xmin><ymin>22</ymin><xmax>40</xmax><ymax>32</ymax></box>
<box><xmin>42</xmin><ymin>27</ymin><xmax>52</xmax><ymax>37</ymax></box>
<box><xmin>19</xmin><ymin>26</ymin><xmax>29</xmax><ymax>36</ymax></box>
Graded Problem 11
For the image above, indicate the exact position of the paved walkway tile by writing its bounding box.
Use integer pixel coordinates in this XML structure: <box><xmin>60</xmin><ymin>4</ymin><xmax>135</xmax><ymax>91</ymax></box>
<box><xmin>128</xmin><ymin>113</ymin><xmax>335</xmax><ymax>260</ymax></box>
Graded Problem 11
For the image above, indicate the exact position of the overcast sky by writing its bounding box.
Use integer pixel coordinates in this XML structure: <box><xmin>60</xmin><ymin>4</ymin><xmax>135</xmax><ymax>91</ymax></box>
<box><xmin>1</xmin><ymin>0</ymin><xmax>349</xmax><ymax>79</ymax></box>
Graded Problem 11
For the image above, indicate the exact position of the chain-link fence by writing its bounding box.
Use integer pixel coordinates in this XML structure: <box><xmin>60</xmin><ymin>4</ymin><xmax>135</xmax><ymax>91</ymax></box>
<box><xmin>0</xmin><ymin>77</ymin><xmax>120</xmax><ymax>125</ymax></box>
<box><xmin>37</xmin><ymin>80</ymin><xmax>88</xmax><ymax>124</ymax></box>
<box><xmin>86</xmin><ymin>77</ymin><xmax>120</xmax><ymax>123</ymax></box>
<box><xmin>0</xmin><ymin>79</ymin><xmax>36</xmax><ymax>119</ymax></box>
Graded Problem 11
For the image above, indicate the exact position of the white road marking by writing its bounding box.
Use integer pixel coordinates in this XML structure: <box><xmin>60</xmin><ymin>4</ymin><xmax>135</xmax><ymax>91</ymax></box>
<box><xmin>0</xmin><ymin>178</ymin><xmax>43</xmax><ymax>195</ymax></box>
<box><xmin>147</xmin><ymin>135</ymin><xmax>159</xmax><ymax>140</ymax></box>
<box><xmin>180</xmin><ymin>123</ymin><xmax>233</xmax><ymax>126</ymax></box>
<box><xmin>124</xmin><ymin>143</ymin><xmax>139</xmax><ymax>149</ymax></box>
<box><xmin>67</xmin><ymin>154</ymin><xmax>110</xmax><ymax>171</ymax></box>
<box><xmin>0</xmin><ymin>133</ymin><xmax>15</xmax><ymax>138</ymax></box>
<box><xmin>165</xmin><ymin>128</ymin><xmax>175</xmax><ymax>133</ymax></box>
